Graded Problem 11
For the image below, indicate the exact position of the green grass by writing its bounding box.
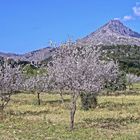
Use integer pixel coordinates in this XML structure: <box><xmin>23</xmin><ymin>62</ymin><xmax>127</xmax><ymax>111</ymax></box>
<box><xmin>0</xmin><ymin>93</ymin><xmax>140</xmax><ymax>140</ymax></box>
<box><xmin>132</xmin><ymin>83</ymin><xmax>140</xmax><ymax>89</ymax></box>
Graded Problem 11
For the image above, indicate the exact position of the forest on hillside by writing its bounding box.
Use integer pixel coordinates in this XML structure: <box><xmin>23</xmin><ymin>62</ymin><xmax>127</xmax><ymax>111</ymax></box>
<box><xmin>102</xmin><ymin>45</ymin><xmax>140</xmax><ymax>76</ymax></box>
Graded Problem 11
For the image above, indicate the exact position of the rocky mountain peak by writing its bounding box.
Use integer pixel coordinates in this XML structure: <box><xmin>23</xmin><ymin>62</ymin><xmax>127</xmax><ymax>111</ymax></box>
<box><xmin>101</xmin><ymin>19</ymin><xmax>140</xmax><ymax>38</ymax></box>
<box><xmin>79</xmin><ymin>19</ymin><xmax>140</xmax><ymax>46</ymax></box>
<box><xmin>107</xmin><ymin>19</ymin><xmax>123</xmax><ymax>26</ymax></box>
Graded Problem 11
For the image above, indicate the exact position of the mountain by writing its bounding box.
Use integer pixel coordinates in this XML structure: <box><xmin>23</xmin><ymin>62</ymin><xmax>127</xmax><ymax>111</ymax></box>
<box><xmin>0</xmin><ymin>52</ymin><xmax>20</xmax><ymax>59</ymax></box>
<box><xmin>79</xmin><ymin>20</ymin><xmax>140</xmax><ymax>46</ymax></box>
<box><xmin>78</xmin><ymin>20</ymin><xmax>140</xmax><ymax>75</ymax></box>
<box><xmin>0</xmin><ymin>47</ymin><xmax>56</xmax><ymax>62</ymax></box>
<box><xmin>22</xmin><ymin>47</ymin><xmax>56</xmax><ymax>62</ymax></box>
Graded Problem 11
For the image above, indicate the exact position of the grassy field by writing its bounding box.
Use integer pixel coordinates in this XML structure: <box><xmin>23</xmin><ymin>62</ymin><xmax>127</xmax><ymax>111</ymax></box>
<box><xmin>0</xmin><ymin>93</ymin><xmax>140</xmax><ymax>140</ymax></box>
<box><xmin>132</xmin><ymin>83</ymin><xmax>140</xmax><ymax>90</ymax></box>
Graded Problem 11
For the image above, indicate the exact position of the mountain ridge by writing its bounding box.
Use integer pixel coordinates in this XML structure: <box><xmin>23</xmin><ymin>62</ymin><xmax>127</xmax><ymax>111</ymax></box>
<box><xmin>1</xmin><ymin>20</ymin><xmax>140</xmax><ymax>61</ymax></box>
<box><xmin>0</xmin><ymin>47</ymin><xmax>56</xmax><ymax>62</ymax></box>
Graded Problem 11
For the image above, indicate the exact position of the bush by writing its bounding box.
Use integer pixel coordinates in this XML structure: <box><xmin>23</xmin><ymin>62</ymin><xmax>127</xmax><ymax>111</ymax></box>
<box><xmin>80</xmin><ymin>93</ymin><xmax>97</xmax><ymax>110</ymax></box>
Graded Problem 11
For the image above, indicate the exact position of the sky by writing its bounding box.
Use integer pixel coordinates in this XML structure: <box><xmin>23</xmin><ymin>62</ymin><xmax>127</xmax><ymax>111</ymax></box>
<box><xmin>0</xmin><ymin>0</ymin><xmax>140</xmax><ymax>54</ymax></box>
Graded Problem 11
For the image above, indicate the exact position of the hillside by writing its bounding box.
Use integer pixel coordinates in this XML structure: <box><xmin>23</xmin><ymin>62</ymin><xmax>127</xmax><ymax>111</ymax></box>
<box><xmin>102</xmin><ymin>45</ymin><xmax>140</xmax><ymax>76</ymax></box>
<box><xmin>0</xmin><ymin>47</ymin><xmax>56</xmax><ymax>62</ymax></box>
<box><xmin>22</xmin><ymin>47</ymin><xmax>56</xmax><ymax>62</ymax></box>
<box><xmin>0</xmin><ymin>52</ymin><xmax>21</xmax><ymax>60</ymax></box>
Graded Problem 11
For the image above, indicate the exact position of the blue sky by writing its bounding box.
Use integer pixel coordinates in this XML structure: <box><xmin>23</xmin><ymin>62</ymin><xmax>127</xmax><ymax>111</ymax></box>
<box><xmin>0</xmin><ymin>0</ymin><xmax>140</xmax><ymax>54</ymax></box>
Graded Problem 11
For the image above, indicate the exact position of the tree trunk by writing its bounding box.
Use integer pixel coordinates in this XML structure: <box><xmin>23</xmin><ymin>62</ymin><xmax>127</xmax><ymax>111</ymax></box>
<box><xmin>0</xmin><ymin>106</ymin><xmax>4</xmax><ymax>119</ymax></box>
<box><xmin>70</xmin><ymin>93</ymin><xmax>79</xmax><ymax>130</ymax></box>
<box><xmin>60</xmin><ymin>91</ymin><xmax>64</xmax><ymax>104</ymax></box>
<box><xmin>131</xmin><ymin>84</ymin><xmax>133</xmax><ymax>90</ymax></box>
<box><xmin>0</xmin><ymin>94</ymin><xmax>11</xmax><ymax>111</ymax></box>
<box><xmin>129</xmin><ymin>84</ymin><xmax>131</xmax><ymax>90</ymax></box>
<box><xmin>0</xmin><ymin>106</ymin><xmax>4</xmax><ymax>113</ymax></box>
<box><xmin>37</xmin><ymin>92</ymin><xmax>41</xmax><ymax>105</ymax></box>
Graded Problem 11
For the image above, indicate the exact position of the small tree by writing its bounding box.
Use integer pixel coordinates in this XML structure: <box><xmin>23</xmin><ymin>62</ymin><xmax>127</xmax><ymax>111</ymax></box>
<box><xmin>24</xmin><ymin>74</ymin><xmax>48</xmax><ymax>105</ymax></box>
<box><xmin>126</xmin><ymin>73</ymin><xmax>140</xmax><ymax>90</ymax></box>
<box><xmin>0</xmin><ymin>60</ymin><xmax>23</xmax><ymax>113</ymax></box>
<box><xmin>48</xmin><ymin>42</ymin><xmax>118</xmax><ymax>130</ymax></box>
<box><xmin>104</xmin><ymin>71</ymin><xmax>127</xmax><ymax>95</ymax></box>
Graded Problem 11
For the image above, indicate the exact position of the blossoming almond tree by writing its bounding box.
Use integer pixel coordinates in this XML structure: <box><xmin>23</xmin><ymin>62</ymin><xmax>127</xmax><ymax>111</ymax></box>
<box><xmin>24</xmin><ymin>74</ymin><xmax>48</xmax><ymax>105</ymax></box>
<box><xmin>0</xmin><ymin>60</ymin><xmax>24</xmax><ymax>112</ymax></box>
<box><xmin>48</xmin><ymin>42</ymin><xmax>119</xmax><ymax>130</ymax></box>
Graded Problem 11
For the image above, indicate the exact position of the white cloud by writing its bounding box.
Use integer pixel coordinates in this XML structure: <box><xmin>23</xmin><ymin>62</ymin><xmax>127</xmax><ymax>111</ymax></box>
<box><xmin>133</xmin><ymin>3</ymin><xmax>140</xmax><ymax>16</ymax></box>
<box><xmin>123</xmin><ymin>15</ymin><xmax>134</xmax><ymax>21</ymax></box>
<box><xmin>114</xmin><ymin>2</ymin><xmax>140</xmax><ymax>22</ymax></box>
<box><xmin>114</xmin><ymin>18</ymin><xmax>120</xmax><ymax>20</ymax></box>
